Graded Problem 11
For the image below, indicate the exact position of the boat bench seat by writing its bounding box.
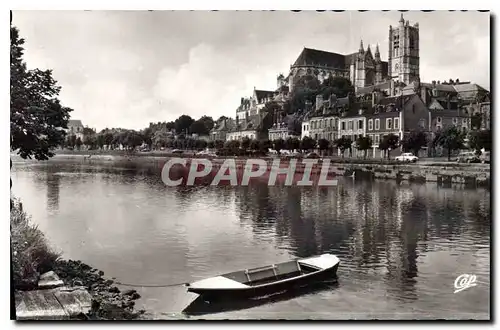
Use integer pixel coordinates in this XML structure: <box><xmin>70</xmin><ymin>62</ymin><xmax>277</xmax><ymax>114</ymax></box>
<box><xmin>275</xmin><ymin>261</ymin><xmax>301</xmax><ymax>276</ymax></box>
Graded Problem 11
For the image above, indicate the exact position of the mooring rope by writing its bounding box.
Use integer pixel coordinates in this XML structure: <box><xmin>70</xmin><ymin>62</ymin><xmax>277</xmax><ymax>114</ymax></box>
<box><xmin>113</xmin><ymin>280</ymin><xmax>190</xmax><ymax>288</ymax></box>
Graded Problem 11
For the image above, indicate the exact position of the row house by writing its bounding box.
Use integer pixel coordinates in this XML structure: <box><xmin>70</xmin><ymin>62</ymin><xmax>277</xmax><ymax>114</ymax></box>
<box><xmin>268</xmin><ymin>110</ymin><xmax>302</xmax><ymax>141</ymax></box>
<box><xmin>236</xmin><ymin>87</ymin><xmax>276</xmax><ymax>119</ymax></box>
<box><xmin>301</xmin><ymin>94</ymin><xmax>350</xmax><ymax>141</ymax></box>
<box><xmin>66</xmin><ymin>119</ymin><xmax>85</xmax><ymax>140</ymax></box>
<box><xmin>210</xmin><ymin>118</ymin><xmax>235</xmax><ymax>141</ymax></box>
<box><xmin>337</xmin><ymin>108</ymin><xmax>367</xmax><ymax>157</ymax></box>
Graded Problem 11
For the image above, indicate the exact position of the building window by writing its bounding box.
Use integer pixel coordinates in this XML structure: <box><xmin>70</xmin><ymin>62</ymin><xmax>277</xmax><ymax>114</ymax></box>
<box><xmin>368</xmin><ymin>119</ymin><xmax>373</xmax><ymax>131</ymax></box>
<box><xmin>329</xmin><ymin>118</ymin><xmax>333</xmax><ymax>127</ymax></box>
<box><xmin>394</xmin><ymin>118</ymin><xmax>399</xmax><ymax>129</ymax></box>
<box><xmin>348</xmin><ymin>121</ymin><xmax>353</xmax><ymax>130</ymax></box>
<box><xmin>375</xmin><ymin>119</ymin><xmax>380</xmax><ymax>130</ymax></box>
<box><xmin>386</xmin><ymin>118</ymin><xmax>392</xmax><ymax>130</ymax></box>
<box><xmin>341</xmin><ymin>122</ymin><xmax>346</xmax><ymax>131</ymax></box>
<box><xmin>375</xmin><ymin>134</ymin><xmax>380</xmax><ymax>144</ymax></box>
<box><xmin>437</xmin><ymin>117</ymin><xmax>442</xmax><ymax>123</ymax></box>
<box><xmin>358</xmin><ymin>120</ymin><xmax>363</xmax><ymax>130</ymax></box>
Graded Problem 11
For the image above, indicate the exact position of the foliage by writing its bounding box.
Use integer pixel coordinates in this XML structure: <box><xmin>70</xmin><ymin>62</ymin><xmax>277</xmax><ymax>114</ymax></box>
<box><xmin>240</xmin><ymin>137</ymin><xmax>251</xmax><ymax>150</ymax></box>
<box><xmin>378</xmin><ymin>134</ymin><xmax>399</xmax><ymax>159</ymax></box>
<box><xmin>11</xmin><ymin>199</ymin><xmax>61</xmax><ymax>288</ymax></box>
<box><xmin>260</xmin><ymin>101</ymin><xmax>283</xmax><ymax>132</ymax></box>
<box><xmin>356</xmin><ymin>136</ymin><xmax>372</xmax><ymax>159</ymax></box>
<box><xmin>300</xmin><ymin>136</ymin><xmax>316</xmax><ymax>152</ymax></box>
<box><xmin>334</xmin><ymin>136</ymin><xmax>352</xmax><ymax>158</ymax></box>
<box><xmin>471</xmin><ymin>113</ymin><xmax>482</xmax><ymax>130</ymax></box>
<box><xmin>401</xmin><ymin>130</ymin><xmax>428</xmax><ymax>156</ymax></box>
<box><xmin>434</xmin><ymin>126</ymin><xmax>466</xmax><ymax>160</ymax></box>
<box><xmin>249</xmin><ymin>139</ymin><xmax>260</xmax><ymax>151</ymax></box>
<box><xmin>190</xmin><ymin>116</ymin><xmax>214</xmax><ymax>136</ymax></box>
<box><xmin>468</xmin><ymin>130</ymin><xmax>491</xmax><ymax>154</ymax></box>
<box><xmin>11</xmin><ymin>25</ymin><xmax>73</xmax><ymax>160</ymax></box>
<box><xmin>273</xmin><ymin>138</ymin><xmax>285</xmax><ymax>154</ymax></box>
<box><xmin>285</xmin><ymin>137</ymin><xmax>300</xmax><ymax>151</ymax></box>
<box><xmin>318</xmin><ymin>138</ymin><xmax>330</xmax><ymax>155</ymax></box>
<box><xmin>214</xmin><ymin>139</ymin><xmax>225</xmax><ymax>149</ymax></box>
<box><xmin>174</xmin><ymin>115</ymin><xmax>195</xmax><ymax>135</ymax></box>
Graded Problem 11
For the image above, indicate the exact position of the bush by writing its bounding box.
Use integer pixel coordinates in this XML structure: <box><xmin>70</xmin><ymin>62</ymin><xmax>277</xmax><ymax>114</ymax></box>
<box><xmin>11</xmin><ymin>199</ymin><xmax>61</xmax><ymax>289</ymax></box>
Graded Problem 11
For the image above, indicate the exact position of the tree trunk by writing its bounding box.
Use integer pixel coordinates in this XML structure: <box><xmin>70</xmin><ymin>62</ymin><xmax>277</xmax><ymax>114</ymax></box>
<box><xmin>447</xmin><ymin>148</ymin><xmax>451</xmax><ymax>161</ymax></box>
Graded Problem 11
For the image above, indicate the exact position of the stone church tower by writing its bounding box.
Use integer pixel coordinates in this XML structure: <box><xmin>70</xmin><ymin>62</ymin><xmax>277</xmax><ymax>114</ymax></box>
<box><xmin>388</xmin><ymin>13</ymin><xmax>420</xmax><ymax>85</ymax></box>
<box><xmin>353</xmin><ymin>40</ymin><xmax>384</xmax><ymax>89</ymax></box>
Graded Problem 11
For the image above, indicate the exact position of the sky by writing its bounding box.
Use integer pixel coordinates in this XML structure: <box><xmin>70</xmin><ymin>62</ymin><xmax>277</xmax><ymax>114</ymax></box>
<box><xmin>12</xmin><ymin>10</ymin><xmax>490</xmax><ymax>131</ymax></box>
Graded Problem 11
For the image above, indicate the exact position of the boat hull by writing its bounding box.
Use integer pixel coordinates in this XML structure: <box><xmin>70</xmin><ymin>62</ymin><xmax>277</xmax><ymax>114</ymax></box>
<box><xmin>187</xmin><ymin>262</ymin><xmax>339</xmax><ymax>301</ymax></box>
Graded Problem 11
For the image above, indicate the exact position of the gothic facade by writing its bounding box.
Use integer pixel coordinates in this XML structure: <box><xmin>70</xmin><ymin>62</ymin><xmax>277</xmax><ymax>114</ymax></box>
<box><xmin>287</xmin><ymin>13</ymin><xmax>420</xmax><ymax>95</ymax></box>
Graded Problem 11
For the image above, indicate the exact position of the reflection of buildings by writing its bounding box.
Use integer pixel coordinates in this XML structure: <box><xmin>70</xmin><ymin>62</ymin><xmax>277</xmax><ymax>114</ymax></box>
<box><xmin>46</xmin><ymin>173</ymin><xmax>61</xmax><ymax>211</ymax></box>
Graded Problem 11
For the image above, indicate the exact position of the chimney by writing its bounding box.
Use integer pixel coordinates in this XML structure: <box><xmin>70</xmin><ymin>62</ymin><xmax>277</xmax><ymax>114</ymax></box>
<box><xmin>240</xmin><ymin>97</ymin><xmax>244</xmax><ymax>105</ymax></box>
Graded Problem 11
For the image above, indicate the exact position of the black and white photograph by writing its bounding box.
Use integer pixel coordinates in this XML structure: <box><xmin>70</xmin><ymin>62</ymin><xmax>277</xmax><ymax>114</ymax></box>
<box><xmin>9</xmin><ymin>6</ymin><xmax>492</xmax><ymax>322</ymax></box>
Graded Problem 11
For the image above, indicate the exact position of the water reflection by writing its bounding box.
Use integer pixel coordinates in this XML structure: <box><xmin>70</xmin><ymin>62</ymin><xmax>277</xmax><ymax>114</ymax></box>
<box><xmin>10</xmin><ymin>160</ymin><xmax>490</xmax><ymax>319</ymax></box>
<box><xmin>182</xmin><ymin>280</ymin><xmax>340</xmax><ymax>317</ymax></box>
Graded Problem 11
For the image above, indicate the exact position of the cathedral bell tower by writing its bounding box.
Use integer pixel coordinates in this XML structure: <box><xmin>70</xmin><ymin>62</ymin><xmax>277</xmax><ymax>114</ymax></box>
<box><xmin>388</xmin><ymin>13</ymin><xmax>420</xmax><ymax>85</ymax></box>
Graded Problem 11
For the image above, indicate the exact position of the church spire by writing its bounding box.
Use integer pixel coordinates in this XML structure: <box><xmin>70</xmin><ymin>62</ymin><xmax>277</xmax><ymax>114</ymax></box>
<box><xmin>399</xmin><ymin>13</ymin><xmax>405</xmax><ymax>24</ymax></box>
<box><xmin>375</xmin><ymin>43</ymin><xmax>380</xmax><ymax>60</ymax></box>
<box><xmin>359</xmin><ymin>39</ymin><xmax>364</xmax><ymax>53</ymax></box>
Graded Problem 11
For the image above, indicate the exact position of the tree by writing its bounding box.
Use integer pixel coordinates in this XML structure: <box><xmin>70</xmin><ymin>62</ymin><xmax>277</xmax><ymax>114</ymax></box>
<box><xmin>67</xmin><ymin>135</ymin><xmax>76</xmax><ymax>149</ymax></box>
<box><xmin>468</xmin><ymin>130</ymin><xmax>491</xmax><ymax>155</ymax></box>
<box><xmin>320</xmin><ymin>76</ymin><xmax>355</xmax><ymax>99</ymax></box>
<box><xmin>434</xmin><ymin>126</ymin><xmax>466</xmax><ymax>160</ymax></box>
<box><xmin>152</xmin><ymin>128</ymin><xmax>169</xmax><ymax>149</ymax></box>
<box><xmin>260</xmin><ymin>101</ymin><xmax>283</xmax><ymax>132</ymax></box>
<box><xmin>284</xmin><ymin>137</ymin><xmax>296</xmax><ymax>152</ymax></box>
<box><xmin>249</xmin><ymin>139</ymin><xmax>260</xmax><ymax>151</ymax></box>
<box><xmin>356</xmin><ymin>136</ymin><xmax>372</xmax><ymax>159</ymax></box>
<box><xmin>75</xmin><ymin>137</ymin><xmax>82</xmax><ymax>150</ymax></box>
<box><xmin>214</xmin><ymin>139</ymin><xmax>225</xmax><ymax>149</ymax></box>
<box><xmin>198</xmin><ymin>116</ymin><xmax>215</xmax><ymax>134</ymax></box>
<box><xmin>83</xmin><ymin>135</ymin><xmax>96</xmax><ymax>150</ymax></box>
<box><xmin>300</xmin><ymin>136</ymin><xmax>316</xmax><ymax>152</ymax></box>
<box><xmin>378</xmin><ymin>134</ymin><xmax>399</xmax><ymax>159</ymax></box>
<box><xmin>11</xmin><ymin>25</ymin><xmax>72</xmax><ymax>160</ymax></box>
<box><xmin>174</xmin><ymin>115</ymin><xmax>195</xmax><ymax>135</ymax></box>
<box><xmin>471</xmin><ymin>113</ymin><xmax>482</xmax><ymax>130</ymax></box>
<box><xmin>96</xmin><ymin>134</ymin><xmax>105</xmax><ymax>150</ymax></box>
<box><xmin>334</xmin><ymin>136</ymin><xmax>352</xmax><ymax>158</ymax></box>
<box><xmin>401</xmin><ymin>130</ymin><xmax>428</xmax><ymax>157</ymax></box>
<box><xmin>273</xmin><ymin>138</ymin><xmax>285</xmax><ymax>154</ymax></box>
<box><xmin>141</xmin><ymin>127</ymin><xmax>153</xmax><ymax>148</ymax></box>
<box><xmin>240</xmin><ymin>137</ymin><xmax>251</xmax><ymax>150</ymax></box>
<box><xmin>318</xmin><ymin>138</ymin><xmax>330</xmax><ymax>156</ymax></box>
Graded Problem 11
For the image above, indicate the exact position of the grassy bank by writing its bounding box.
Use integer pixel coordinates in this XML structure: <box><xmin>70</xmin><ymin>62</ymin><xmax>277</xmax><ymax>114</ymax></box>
<box><xmin>10</xmin><ymin>198</ymin><xmax>144</xmax><ymax>320</ymax></box>
<box><xmin>11</xmin><ymin>199</ymin><xmax>61</xmax><ymax>289</ymax></box>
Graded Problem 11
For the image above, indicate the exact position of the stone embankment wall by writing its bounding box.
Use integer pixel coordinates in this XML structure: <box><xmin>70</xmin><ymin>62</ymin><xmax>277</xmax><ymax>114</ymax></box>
<box><xmin>16</xmin><ymin>154</ymin><xmax>490</xmax><ymax>189</ymax></box>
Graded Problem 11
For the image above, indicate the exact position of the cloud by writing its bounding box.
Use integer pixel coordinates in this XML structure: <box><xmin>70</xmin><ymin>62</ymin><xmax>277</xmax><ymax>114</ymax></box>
<box><xmin>12</xmin><ymin>10</ymin><xmax>490</xmax><ymax>131</ymax></box>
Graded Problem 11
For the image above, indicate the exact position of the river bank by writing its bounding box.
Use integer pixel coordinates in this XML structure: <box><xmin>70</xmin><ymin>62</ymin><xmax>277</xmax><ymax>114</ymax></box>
<box><xmin>11</xmin><ymin>199</ymin><xmax>145</xmax><ymax>320</ymax></box>
<box><xmin>13</xmin><ymin>152</ymin><xmax>491</xmax><ymax>189</ymax></box>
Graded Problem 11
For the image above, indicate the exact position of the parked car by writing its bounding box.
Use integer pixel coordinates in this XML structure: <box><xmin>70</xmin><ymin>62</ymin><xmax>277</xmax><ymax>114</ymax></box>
<box><xmin>480</xmin><ymin>151</ymin><xmax>490</xmax><ymax>164</ymax></box>
<box><xmin>305</xmin><ymin>152</ymin><xmax>320</xmax><ymax>159</ymax></box>
<box><xmin>395</xmin><ymin>153</ymin><xmax>418</xmax><ymax>163</ymax></box>
<box><xmin>456</xmin><ymin>151</ymin><xmax>480</xmax><ymax>163</ymax></box>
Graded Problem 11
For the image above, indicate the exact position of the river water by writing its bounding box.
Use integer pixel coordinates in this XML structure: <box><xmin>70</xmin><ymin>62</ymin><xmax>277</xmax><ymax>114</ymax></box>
<box><xmin>11</xmin><ymin>158</ymin><xmax>491</xmax><ymax>320</ymax></box>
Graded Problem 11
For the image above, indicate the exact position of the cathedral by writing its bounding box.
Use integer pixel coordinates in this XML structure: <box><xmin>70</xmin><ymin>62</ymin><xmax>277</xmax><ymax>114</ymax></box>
<box><xmin>283</xmin><ymin>13</ymin><xmax>420</xmax><ymax>95</ymax></box>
